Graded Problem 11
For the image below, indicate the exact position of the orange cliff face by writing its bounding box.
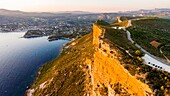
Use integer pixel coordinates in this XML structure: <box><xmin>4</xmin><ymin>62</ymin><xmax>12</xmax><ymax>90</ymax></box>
<box><xmin>87</xmin><ymin>24</ymin><xmax>152</xmax><ymax>95</ymax></box>
<box><xmin>27</xmin><ymin>23</ymin><xmax>152</xmax><ymax>96</ymax></box>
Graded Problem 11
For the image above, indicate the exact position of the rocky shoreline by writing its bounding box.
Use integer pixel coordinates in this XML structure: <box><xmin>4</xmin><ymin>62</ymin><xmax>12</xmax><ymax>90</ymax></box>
<box><xmin>23</xmin><ymin>29</ymin><xmax>87</xmax><ymax>41</ymax></box>
<box><xmin>26</xmin><ymin>39</ymin><xmax>71</xmax><ymax>96</ymax></box>
<box><xmin>23</xmin><ymin>30</ymin><xmax>53</xmax><ymax>38</ymax></box>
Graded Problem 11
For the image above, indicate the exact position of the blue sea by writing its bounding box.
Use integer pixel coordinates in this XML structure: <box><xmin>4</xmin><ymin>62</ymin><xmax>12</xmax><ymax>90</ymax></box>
<box><xmin>0</xmin><ymin>32</ymin><xmax>69</xmax><ymax>96</ymax></box>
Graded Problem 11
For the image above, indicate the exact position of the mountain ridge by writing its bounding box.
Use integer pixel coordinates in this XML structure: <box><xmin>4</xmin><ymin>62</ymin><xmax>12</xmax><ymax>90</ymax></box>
<box><xmin>26</xmin><ymin>21</ymin><xmax>153</xmax><ymax>96</ymax></box>
<box><xmin>0</xmin><ymin>9</ymin><xmax>93</xmax><ymax>17</ymax></box>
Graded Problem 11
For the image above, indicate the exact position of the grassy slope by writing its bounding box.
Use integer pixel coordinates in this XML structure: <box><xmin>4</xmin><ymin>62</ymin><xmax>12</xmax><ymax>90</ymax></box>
<box><xmin>104</xmin><ymin>28</ymin><xmax>137</xmax><ymax>50</ymax></box>
<box><xmin>103</xmin><ymin>26</ymin><xmax>170</xmax><ymax>95</ymax></box>
<box><xmin>110</xmin><ymin>20</ymin><xmax>129</xmax><ymax>27</ymax></box>
<box><xmin>95</xmin><ymin>19</ymin><xmax>110</xmax><ymax>26</ymax></box>
<box><xmin>127</xmin><ymin>18</ymin><xmax>170</xmax><ymax>58</ymax></box>
<box><xmin>30</xmin><ymin>33</ymin><xmax>93</xmax><ymax>96</ymax></box>
<box><xmin>127</xmin><ymin>18</ymin><xmax>170</xmax><ymax>95</ymax></box>
<box><xmin>103</xmin><ymin>28</ymin><xmax>141</xmax><ymax>76</ymax></box>
<box><xmin>28</xmin><ymin>18</ymin><xmax>170</xmax><ymax>96</ymax></box>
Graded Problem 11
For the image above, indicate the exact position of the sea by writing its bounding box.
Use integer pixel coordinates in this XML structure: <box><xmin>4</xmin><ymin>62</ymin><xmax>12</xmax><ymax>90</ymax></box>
<box><xmin>0</xmin><ymin>32</ymin><xmax>69</xmax><ymax>96</ymax></box>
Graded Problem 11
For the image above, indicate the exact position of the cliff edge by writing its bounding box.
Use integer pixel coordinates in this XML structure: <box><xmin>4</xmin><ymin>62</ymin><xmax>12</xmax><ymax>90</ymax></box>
<box><xmin>26</xmin><ymin>22</ymin><xmax>152</xmax><ymax>96</ymax></box>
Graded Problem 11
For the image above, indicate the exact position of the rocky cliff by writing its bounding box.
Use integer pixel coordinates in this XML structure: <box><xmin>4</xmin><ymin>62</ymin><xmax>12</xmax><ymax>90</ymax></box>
<box><xmin>91</xmin><ymin>24</ymin><xmax>152</xmax><ymax>95</ymax></box>
<box><xmin>26</xmin><ymin>23</ymin><xmax>152</xmax><ymax>96</ymax></box>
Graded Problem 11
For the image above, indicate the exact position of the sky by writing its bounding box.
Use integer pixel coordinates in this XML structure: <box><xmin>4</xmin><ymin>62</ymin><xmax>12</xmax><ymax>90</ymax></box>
<box><xmin>0</xmin><ymin>0</ymin><xmax>169</xmax><ymax>12</ymax></box>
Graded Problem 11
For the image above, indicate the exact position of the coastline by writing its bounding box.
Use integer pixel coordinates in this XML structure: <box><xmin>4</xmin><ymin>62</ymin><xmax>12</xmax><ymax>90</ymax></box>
<box><xmin>26</xmin><ymin>40</ymin><xmax>71</xmax><ymax>96</ymax></box>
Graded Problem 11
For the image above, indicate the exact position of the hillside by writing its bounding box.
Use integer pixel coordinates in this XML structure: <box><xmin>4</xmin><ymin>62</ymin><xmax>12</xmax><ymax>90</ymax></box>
<box><xmin>127</xmin><ymin>18</ymin><xmax>170</xmax><ymax>60</ymax></box>
<box><xmin>0</xmin><ymin>9</ymin><xmax>57</xmax><ymax>17</ymax></box>
<box><xmin>26</xmin><ymin>21</ymin><xmax>152</xmax><ymax>96</ymax></box>
<box><xmin>26</xmin><ymin>19</ymin><xmax>170</xmax><ymax>96</ymax></box>
<box><xmin>0</xmin><ymin>9</ymin><xmax>91</xmax><ymax>17</ymax></box>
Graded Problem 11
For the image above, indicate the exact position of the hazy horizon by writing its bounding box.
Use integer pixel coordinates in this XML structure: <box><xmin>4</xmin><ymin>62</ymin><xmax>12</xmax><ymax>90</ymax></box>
<box><xmin>0</xmin><ymin>0</ymin><xmax>170</xmax><ymax>13</ymax></box>
<box><xmin>1</xmin><ymin>8</ymin><xmax>170</xmax><ymax>13</ymax></box>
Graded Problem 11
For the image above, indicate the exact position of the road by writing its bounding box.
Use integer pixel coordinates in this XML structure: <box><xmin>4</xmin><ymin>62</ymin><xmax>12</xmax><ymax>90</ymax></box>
<box><xmin>160</xmin><ymin>46</ymin><xmax>170</xmax><ymax>63</ymax></box>
<box><xmin>126</xmin><ymin>30</ymin><xmax>170</xmax><ymax>73</ymax></box>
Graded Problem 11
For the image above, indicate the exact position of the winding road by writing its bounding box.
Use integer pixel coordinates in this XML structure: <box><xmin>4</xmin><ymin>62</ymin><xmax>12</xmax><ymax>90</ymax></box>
<box><xmin>126</xmin><ymin>30</ymin><xmax>170</xmax><ymax>73</ymax></box>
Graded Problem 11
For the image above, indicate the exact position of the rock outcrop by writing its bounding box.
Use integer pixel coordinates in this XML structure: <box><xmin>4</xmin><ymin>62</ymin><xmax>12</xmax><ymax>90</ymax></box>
<box><xmin>26</xmin><ymin>23</ymin><xmax>152</xmax><ymax>96</ymax></box>
<box><xmin>91</xmin><ymin>24</ymin><xmax>152</xmax><ymax>95</ymax></box>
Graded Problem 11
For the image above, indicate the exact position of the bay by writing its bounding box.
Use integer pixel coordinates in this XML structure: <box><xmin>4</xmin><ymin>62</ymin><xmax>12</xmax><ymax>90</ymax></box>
<box><xmin>0</xmin><ymin>32</ymin><xmax>69</xmax><ymax>96</ymax></box>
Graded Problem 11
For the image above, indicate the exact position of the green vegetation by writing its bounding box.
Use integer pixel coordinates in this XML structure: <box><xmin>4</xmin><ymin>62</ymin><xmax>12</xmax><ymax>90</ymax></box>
<box><xmin>110</xmin><ymin>20</ymin><xmax>129</xmax><ymax>27</ymax></box>
<box><xmin>104</xmin><ymin>28</ymin><xmax>137</xmax><ymax>53</ymax></box>
<box><xmin>101</xmin><ymin>20</ymin><xmax>170</xmax><ymax>95</ymax></box>
<box><xmin>95</xmin><ymin>19</ymin><xmax>110</xmax><ymax>26</ymax></box>
<box><xmin>160</xmin><ymin>16</ymin><xmax>170</xmax><ymax>19</ymax></box>
<box><xmin>120</xmin><ymin>16</ymin><xmax>144</xmax><ymax>21</ymax></box>
<box><xmin>127</xmin><ymin>18</ymin><xmax>170</xmax><ymax>59</ymax></box>
<box><xmin>30</xmin><ymin>33</ymin><xmax>94</xmax><ymax>96</ymax></box>
<box><xmin>96</xmin><ymin>18</ymin><xmax>128</xmax><ymax>27</ymax></box>
<box><xmin>162</xmin><ymin>46</ymin><xmax>170</xmax><ymax>58</ymax></box>
<box><xmin>146</xmin><ymin>69</ymin><xmax>170</xmax><ymax>95</ymax></box>
<box><xmin>102</xmin><ymin>27</ymin><xmax>145</xmax><ymax>75</ymax></box>
<box><xmin>29</xmin><ymin>18</ymin><xmax>170</xmax><ymax>96</ymax></box>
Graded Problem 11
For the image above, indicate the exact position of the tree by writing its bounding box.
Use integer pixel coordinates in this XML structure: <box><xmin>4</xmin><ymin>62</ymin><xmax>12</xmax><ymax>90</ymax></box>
<box><xmin>161</xmin><ymin>86</ymin><xmax>164</xmax><ymax>90</ymax></box>
<box><xmin>137</xmin><ymin>56</ymin><xmax>143</xmax><ymax>62</ymax></box>
<box><xmin>135</xmin><ymin>50</ymin><xmax>141</xmax><ymax>56</ymax></box>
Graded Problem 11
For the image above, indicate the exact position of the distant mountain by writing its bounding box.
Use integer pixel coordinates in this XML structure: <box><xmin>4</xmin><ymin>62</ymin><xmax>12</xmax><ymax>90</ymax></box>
<box><xmin>155</xmin><ymin>8</ymin><xmax>170</xmax><ymax>12</ymax></box>
<box><xmin>0</xmin><ymin>9</ymin><xmax>93</xmax><ymax>17</ymax></box>
<box><xmin>0</xmin><ymin>9</ymin><xmax>57</xmax><ymax>17</ymax></box>
<box><xmin>55</xmin><ymin>11</ymin><xmax>92</xmax><ymax>14</ymax></box>
<box><xmin>126</xmin><ymin>8</ymin><xmax>170</xmax><ymax>14</ymax></box>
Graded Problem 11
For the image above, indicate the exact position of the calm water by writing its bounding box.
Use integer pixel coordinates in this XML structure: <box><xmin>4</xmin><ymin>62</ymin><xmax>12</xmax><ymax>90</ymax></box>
<box><xmin>0</xmin><ymin>32</ymin><xmax>69</xmax><ymax>96</ymax></box>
